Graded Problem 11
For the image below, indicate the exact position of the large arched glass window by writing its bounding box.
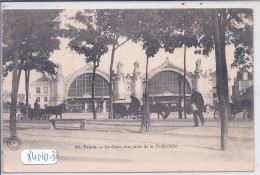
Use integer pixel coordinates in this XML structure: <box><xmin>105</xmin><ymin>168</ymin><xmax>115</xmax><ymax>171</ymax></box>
<box><xmin>68</xmin><ymin>73</ymin><xmax>109</xmax><ymax>97</ymax></box>
<box><xmin>148</xmin><ymin>71</ymin><xmax>191</xmax><ymax>96</ymax></box>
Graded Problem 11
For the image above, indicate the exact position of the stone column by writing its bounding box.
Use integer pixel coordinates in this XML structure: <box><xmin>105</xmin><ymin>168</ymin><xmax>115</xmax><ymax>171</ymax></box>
<box><xmin>132</xmin><ymin>61</ymin><xmax>143</xmax><ymax>99</ymax></box>
<box><xmin>85</xmin><ymin>103</ymin><xmax>88</xmax><ymax>112</ymax></box>
<box><xmin>193</xmin><ymin>58</ymin><xmax>203</xmax><ymax>92</ymax></box>
<box><xmin>94</xmin><ymin>101</ymin><xmax>97</xmax><ymax>109</ymax></box>
<box><xmin>56</xmin><ymin>65</ymin><xmax>65</xmax><ymax>105</ymax></box>
<box><xmin>50</xmin><ymin>76</ymin><xmax>57</xmax><ymax>106</ymax></box>
<box><xmin>103</xmin><ymin>101</ymin><xmax>107</xmax><ymax>112</ymax></box>
<box><xmin>115</xmin><ymin>61</ymin><xmax>125</xmax><ymax>100</ymax></box>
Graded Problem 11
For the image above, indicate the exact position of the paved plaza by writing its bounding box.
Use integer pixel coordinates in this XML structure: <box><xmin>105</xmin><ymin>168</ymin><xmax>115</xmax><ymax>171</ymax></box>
<box><xmin>2</xmin><ymin>111</ymin><xmax>255</xmax><ymax>172</ymax></box>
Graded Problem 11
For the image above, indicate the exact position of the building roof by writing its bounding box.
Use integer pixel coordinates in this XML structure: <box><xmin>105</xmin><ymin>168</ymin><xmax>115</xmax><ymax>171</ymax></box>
<box><xmin>30</xmin><ymin>74</ymin><xmax>52</xmax><ymax>86</ymax></box>
<box><xmin>142</xmin><ymin>57</ymin><xmax>193</xmax><ymax>80</ymax></box>
<box><xmin>35</xmin><ymin>74</ymin><xmax>52</xmax><ymax>82</ymax></box>
<box><xmin>64</xmin><ymin>63</ymin><xmax>110</xmax><ymax>83</ymax></box>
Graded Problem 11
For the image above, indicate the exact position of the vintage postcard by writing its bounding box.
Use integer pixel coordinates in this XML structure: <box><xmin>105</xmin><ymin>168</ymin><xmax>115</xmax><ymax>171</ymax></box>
<box><xmin>1</xmin><ymin>1</ymin><xmax>259</xmax><ymax>173</ymax></box>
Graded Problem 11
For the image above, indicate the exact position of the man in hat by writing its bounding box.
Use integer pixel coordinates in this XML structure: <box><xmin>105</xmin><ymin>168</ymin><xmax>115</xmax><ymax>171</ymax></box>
<box><xmin>190</xmin><ymin>88</ymin><xmax>205</xmax><ymax>126</ymax></box>
<box><xmin>128</xmin><ymin>95</ymin><xmax>141</xmax><ymax>115</ymax></box>
<box><xmin>34</xmin><ymin>99</ymin><xmax>40</xmax><ymax>110</ymax></box>
<box><xmin>34</xmin><ymin>99</ymin><xmax>40</xmax><ymax>117</ymax></box>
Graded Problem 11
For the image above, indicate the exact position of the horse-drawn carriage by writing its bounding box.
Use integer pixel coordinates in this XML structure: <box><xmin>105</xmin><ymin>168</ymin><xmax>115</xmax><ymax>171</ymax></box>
<box><xmin>113</xmin><ymin>102</ymin><xmax>171</xmax><ymax>120</ymax></box>
<box><xmin>18</xmin><ymin>104</ymin><xmax>66</xmax><ymax>120</ymax></box>
<box><xmin>214</xmin><ymin>100</ymin><xmax>253</xmax><ymax>120</ymax></box>
<box><xmin>18</xmin><ymin>108</ymin><xmax>48</xmax><ymax>120</ymax></box>
<box><xmin>113</xmin><ymin>103</ymin><xmax>143</xmax><ymax>119</ymax></box>
<box><xmin>213</xmin><ymin>103</ymin><xmax>236</xmax><ymax>120</ymax></box>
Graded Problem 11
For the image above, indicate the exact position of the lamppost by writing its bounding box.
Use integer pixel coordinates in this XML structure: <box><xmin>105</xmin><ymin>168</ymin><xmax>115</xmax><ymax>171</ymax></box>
<box><xmin>177</xmin><ymin>75</ymin><xmax>183</xmax><ymax>119</ymax></box>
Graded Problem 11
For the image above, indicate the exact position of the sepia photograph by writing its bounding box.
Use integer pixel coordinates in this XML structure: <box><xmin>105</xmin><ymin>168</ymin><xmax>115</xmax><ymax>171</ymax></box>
<box><xmin>1</xmin><ymin>2</ymin><xmax>257</xmax><ymax>173</ymax></box>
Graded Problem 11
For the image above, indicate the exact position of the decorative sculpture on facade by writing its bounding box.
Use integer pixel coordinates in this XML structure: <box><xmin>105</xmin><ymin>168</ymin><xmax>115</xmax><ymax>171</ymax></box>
<box><xmin>133</xmin><ymin>60</ymin><xmax>141</xmax><ymax>81</ymax></box>
<box><xmin>115</xmin><ymin>61</ymin><xmax>125</xmax><ymax>100</ymax></box>
<box><xmin>57</xmin><ymin>65</ymin><xmax>64</xmax><ymax>78</ymax></box>
<box><xmin>133</xmin><ymin>60</ymin><xmax>140</xmax><ymax>73</ymax></box>
<box><xmin>194</xmin><ymin>58</ymin><xmax>203</xmax><ymax>78</ymax></box>
<box><xmin>117</xmin><ymin>61</ymin><xmax>123</xmax><ymax>74</ymax></box>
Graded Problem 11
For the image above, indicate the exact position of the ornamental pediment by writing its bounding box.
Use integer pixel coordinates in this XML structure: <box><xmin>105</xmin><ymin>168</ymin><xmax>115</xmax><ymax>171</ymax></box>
<box><xmin>141</xmin><ymin>58</ymin><xmax>191</xmax><ymax>80</ymax></box>
<box><xmin>33</xmin><ymin>74</ymin><xmax>52</xmax><ymax>83</ymax></box>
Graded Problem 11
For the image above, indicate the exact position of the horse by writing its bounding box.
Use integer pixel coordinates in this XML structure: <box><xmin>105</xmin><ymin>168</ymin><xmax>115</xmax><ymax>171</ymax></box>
<box><xmin>152</xmin><ymin>103</ymin><xmax>170</xmax><ymax>120</ymax></box>
<box><xmin>45</xmin><ymin>103</ymin><xmax>66</xmax><ymax>119</ymax></box>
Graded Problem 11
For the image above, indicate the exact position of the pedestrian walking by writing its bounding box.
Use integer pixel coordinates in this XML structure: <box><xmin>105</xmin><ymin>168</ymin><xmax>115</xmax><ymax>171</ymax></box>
<box><xmin>190</xmin><ymin>88</ymin><xmax>205</xmax><ymax>127</ymax></box>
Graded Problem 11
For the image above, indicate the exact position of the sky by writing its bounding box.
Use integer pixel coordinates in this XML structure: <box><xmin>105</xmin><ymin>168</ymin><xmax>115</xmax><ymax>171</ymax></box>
<box><xmin>2</xmin><ymin>9</ymin><xmax>239</xmax><ymax>94</ymax></box>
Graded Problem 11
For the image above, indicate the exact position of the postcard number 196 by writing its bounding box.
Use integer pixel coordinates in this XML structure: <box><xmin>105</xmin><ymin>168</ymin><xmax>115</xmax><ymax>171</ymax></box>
<box><xmin>21</xmin><ymin>150</ymin><xmax>58</xmax><ymax>165</ymax></box>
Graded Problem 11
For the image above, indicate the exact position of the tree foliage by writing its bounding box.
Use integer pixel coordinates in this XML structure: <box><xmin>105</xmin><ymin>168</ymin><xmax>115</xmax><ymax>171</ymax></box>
<box><xmin>2</xmin><ymin>10</ymin><xmax>62</xmax><ymax>76</ymax></box>
<box><xmin>197</xmin><ymin>9</ymin><xmax>253</xmax><ymax>66</ymax></box>
<box><xmin>64</xmin><ymin>10</ymin><xmax>112</xmax><ymax>119</ymax></box>
<box><xmin>2</xmin><ymin>9</ymin><xmax>62</xmax><ymax>129</ymax></box>
<box><xmin>94</xmin><ymin>9</ymin><xmax>144</xmax><ymax>119</ymax></box>
<box><xmin>198</xmin><ymin>9</ymin><xmax>253</xmax><ymax>150</ymax></box>
<box><xmin>161</xmin><ymin>9</ymin><xmax>201</xmax><ymax>53</ymax></box>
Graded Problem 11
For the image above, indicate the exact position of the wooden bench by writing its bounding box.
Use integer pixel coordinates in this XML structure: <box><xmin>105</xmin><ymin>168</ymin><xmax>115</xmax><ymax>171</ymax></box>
<box><xmin>49</xmin><ymin>119</ymin><xmax>86</xmax><ymax>130</ymax></box>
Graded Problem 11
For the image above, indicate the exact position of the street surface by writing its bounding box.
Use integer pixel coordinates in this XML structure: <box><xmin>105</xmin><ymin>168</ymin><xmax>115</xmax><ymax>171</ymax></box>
<box><xmin>2</xmin><ymin>111</ymin><xmax>254</xmax><ymax>172</ymax></box>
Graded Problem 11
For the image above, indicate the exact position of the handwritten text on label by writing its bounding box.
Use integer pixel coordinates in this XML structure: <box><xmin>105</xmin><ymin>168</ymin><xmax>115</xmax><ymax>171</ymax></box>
<box><xmin>21</xmin><ymin>150</ymin><xmax>58</xmax><ymax>164</ymax></box>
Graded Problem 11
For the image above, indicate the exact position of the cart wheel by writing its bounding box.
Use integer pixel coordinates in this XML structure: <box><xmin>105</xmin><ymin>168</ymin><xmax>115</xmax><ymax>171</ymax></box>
<box><xmin>34</xmin><ymin>116</ymin><xmax>40</xmax><ymax>120</ymax></box>
<box><xmin>114</xmin><ymin>113</ymin><xmax>121</xmax><ymax>119</ymax></box>
<box><xmin>243</xmin><ymin>111</ymin><xmax>248</xmax><ymax>119</ymax></box>
<box><xmin>243</xmin><ymin>110</ymin><xmax>253</xmax><ymax>120</ymax></box>
<box><xmin>137</xmin><ymin>114</ymin><xmax>143</xmax><ymax>119</ymax></box>
<box><xmin>18</xmin><ymin>114</ymin><xmax>25</xmax><ymax>120</ymax></box>
<box><xmin>214</xmin><ymin>109</ymin><xmax>220</xmax><ymax>120</ymax></box>
<box><xmin>129</xmin><ymin>113</ymin><xmax>137</xmax><ymax>119</ymax></box>
<box><xmin>41</xmin><ymin>115</ymin><xmax>47</xmax><ymax>120</ymax></box>
<box><xmin>231</xmin><ymin>113</ymin><xmax>236</xmax><ymax>120</ymax></box>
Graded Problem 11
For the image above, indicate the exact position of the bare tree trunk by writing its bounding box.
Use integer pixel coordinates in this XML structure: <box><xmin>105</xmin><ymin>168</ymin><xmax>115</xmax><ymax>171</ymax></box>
<box><xmin>219</xmin><ymin>20</ymin><xmax>232</xmax><ymax>119</ymax></box>
<box><xmin>25</xmin><ymin>69</ymin><xmax>30</xmax><ymax>120</ymax></box>
<box><xmin>183</xmin><ymin>44</ymin><xmax>187</xmax><ymax>119</ymax></box>
<box><xmin>92</xmin><ymin>63</ymin><xmax>97</xmax><ymax>120</ymax></box>
<box><xmin>10</xmin><ymin>50</ymin><xmax>20</xmax><ymax>137</ymax></box>
<box><xmin>212</xmin><ymin>10</ymin><xmax>229</xmax><ymax>150</ymax></box>
<box><xmin>109</xmin><ymin>45</ymin><xmax>116</xmax><ymax>119</ymax></box>
<box><xmin>17</xmin><ymin>69</ymin><xmax>22</xmax><ymax>92</ymax></box>
<box><xmin>141</xmin><ymin>55</ymin><xmax>150</xmax><ymax>131</ymax></box>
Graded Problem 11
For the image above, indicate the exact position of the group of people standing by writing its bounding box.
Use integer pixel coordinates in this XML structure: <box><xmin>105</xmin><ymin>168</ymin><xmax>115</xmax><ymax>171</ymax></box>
<box><xmin>128</xmin><ymin>88</ymin><xmax>205</xmax><ymax>127</ymax></box>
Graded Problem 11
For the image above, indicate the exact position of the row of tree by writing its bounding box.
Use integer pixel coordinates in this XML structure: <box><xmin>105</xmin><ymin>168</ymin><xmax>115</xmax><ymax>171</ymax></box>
<box><xmin>62</xmin><ymin>9</ymin><xmax>253</xmax><ymax>145</ymax></box>
<box><xmin>3</xmin><ymin>9</ymin><xmax>253</xmax><ymax>150</ymax></box>
<box><xmin>2</xmin><ymin>91</ymin><xmax>25</xmax><ymax>104</ymax></box>
<box><xmin>3</xmin><ymin>10</ymin><xmax>62</xmax><ymax>136</ymax></box>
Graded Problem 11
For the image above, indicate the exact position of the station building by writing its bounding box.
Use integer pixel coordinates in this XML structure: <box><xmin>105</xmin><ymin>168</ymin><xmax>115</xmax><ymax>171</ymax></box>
<box><xmin>29</xmin><ymin>58</ymin><xmax>232</xmax><ymax>112</ymax></box>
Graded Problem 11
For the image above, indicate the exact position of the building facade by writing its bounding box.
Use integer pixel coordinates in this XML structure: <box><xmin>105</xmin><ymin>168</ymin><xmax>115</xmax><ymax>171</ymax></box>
<box><xmin>30</xmin><ymin>58</ymin><xmax>232</xmax><ymax>111</ymax></box>
<box><xmin>232</xmin><ymin>69</ymin><xmax>253</xmax><ymax>106</ymax></box>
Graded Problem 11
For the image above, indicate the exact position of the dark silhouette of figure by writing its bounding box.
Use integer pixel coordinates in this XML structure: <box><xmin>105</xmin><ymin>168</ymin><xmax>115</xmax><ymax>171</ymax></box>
<box><xmin>154</xmin><ymin>102</ymin><xmax>170</xmax><ymax>120</ymax></box>
<box><xmin>128</xmin><ymin>96</ymin><xmax>141</xmax><ymax>115</ymax></box>
<box><xmin>190</xmin><ymin>88</ymin><xmax>205</xmax><ymax>127</ymax></box>
<box><xmin>34</xmin><ymin>100</ymin><xmax>40</xmax><ymax>109</ymax></box>
<box><xmin>45</xmin><ymin>103</ymin><xmax>66</xmax><ymax>119</ymax></box>
<box><xmin>34</xmin><ymin>100</ymin><xmax>40</xmax><ymax>118</ymax></box>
